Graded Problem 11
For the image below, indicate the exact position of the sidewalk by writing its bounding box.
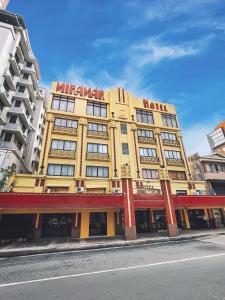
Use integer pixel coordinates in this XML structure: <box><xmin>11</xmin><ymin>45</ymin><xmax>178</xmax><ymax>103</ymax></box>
<box><xmin>0</xmin><ymin>229</ymin><xmax>225</xmax><ymax>258</ymax></box>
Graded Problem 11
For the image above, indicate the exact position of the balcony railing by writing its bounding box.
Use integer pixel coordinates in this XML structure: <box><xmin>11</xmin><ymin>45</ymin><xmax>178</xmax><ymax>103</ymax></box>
<box><xmin>53</xmin><ymin>126</ymin><xmax>78</xmax><ymax>135</ymax></box>
<box><xmin>86</xmin><ymin>152</ymin><xmax>109</xmax><ymax>161</ymax></box>
<box><xmin>162</xmin><ymin>139</ymin><xmax>180</xmax><ymax>146</ymax></box>
<box><xmin>140</xmin><ymin>156</ymin><xmax>159</xmax><ymax>164</ymax></box>
<box><xmin>166</xmin><ymin>158</ymin><xmax>184</xmax><ymax>166</ymax></box>
<box><xmin>49</xmin><ymin>149</ymin><xmax>76</xmax><ymax>158</ymax></box>
<box><xmin>138</xmin><ymin>136</ymin><xmax>156</xmax><ymax>144</ymax></box>
<box><xmin>87</xmin><ymin>130</ymin><xmax>108</xmax><ymax>139</ymax></box>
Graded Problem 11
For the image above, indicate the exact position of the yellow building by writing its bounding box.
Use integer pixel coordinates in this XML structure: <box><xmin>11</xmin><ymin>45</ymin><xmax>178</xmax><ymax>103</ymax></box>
<box><xmin>3</xmin><ymin>81</ymin><xmax>211</xmax><ymax>240</ymax></box>
<box><xmin>13</xmin><ymin>81</ymin><xmax>206</xmax><ymax>194</ymax></box>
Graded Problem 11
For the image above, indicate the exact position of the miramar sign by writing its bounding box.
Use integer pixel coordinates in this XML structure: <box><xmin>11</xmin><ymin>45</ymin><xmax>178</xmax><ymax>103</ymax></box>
<box><xmin>55</xmin><ymin>82</ymin><xmax>105</xmax><ymax>100</ymax></box>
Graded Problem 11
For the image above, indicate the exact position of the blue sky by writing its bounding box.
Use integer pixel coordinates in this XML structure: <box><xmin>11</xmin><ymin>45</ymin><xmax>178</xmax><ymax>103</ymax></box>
<box><xmin>8</xmin><ymin>0</ymin><xmax>225</xmax><ymax>155</ymax></box>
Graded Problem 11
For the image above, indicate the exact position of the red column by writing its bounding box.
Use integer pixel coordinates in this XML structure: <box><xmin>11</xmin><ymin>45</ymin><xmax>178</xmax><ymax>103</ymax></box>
<box><xmin>160</xmin><ymin>180</ymin><xmax>178</xmax><ymax>236</ymax></box>
<box><xmin>122</xmin><ymin>178</ymin><xmax>137</xmax><ymax>240</ymax></box>
<box><xmin>33</xmin><ymin>213</ymin><xmax>42</xmax><ymax>240</ymax></box>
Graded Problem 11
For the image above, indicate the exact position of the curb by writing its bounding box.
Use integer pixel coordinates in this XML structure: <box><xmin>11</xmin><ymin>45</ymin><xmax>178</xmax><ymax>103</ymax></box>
<box><xmin>0</xmin><ymin>233</ymin><xmax>212</xmax><ymax>258</ymax></box>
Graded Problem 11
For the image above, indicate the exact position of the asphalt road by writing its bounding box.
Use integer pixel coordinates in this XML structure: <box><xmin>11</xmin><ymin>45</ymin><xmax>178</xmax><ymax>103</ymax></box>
<box><xmin>1</xmin><ymin>234</ymin><xmax>225</xmax><ymax>300</ymax></box>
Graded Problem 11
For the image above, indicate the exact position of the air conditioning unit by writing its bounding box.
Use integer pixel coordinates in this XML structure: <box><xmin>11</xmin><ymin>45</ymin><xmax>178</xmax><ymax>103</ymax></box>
<box><xmin>113</xmin><ymin>188</ymin><xmax>121</xmax><ymax>194</ymax></box>
<box><xmin>76</xmin><ymin>187</ymin><xmax>84</xmax><ymax>193</ymax></box>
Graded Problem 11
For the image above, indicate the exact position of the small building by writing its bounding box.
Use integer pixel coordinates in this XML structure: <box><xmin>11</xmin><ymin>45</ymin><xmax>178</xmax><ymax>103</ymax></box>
<box><xmin>189</xmin><ymin>152</ymin><xmax>225</xmax><ymax>195</ymax></box>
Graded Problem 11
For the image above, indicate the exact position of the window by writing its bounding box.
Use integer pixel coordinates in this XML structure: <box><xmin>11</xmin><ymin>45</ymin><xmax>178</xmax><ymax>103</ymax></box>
<box><xmin>51</xmin><ymin>140</ymin><xmax>76</xmax><ymax>151</ymax></box>
<box><xmin>120</xmin><ymin>123</ymin><xmax>127</xmax><ymax>134</ymax></box>
<box><xmin>136</xmin><ymin>110</ymin><xmax>154</xmax><ymax>124</ymax></box>
<box><xmin>161</xmin><ymin>132</ymin><xmax>177</xmax><ymax>141</ymax></box>
<box><xmin>9</xmin><ymin>65</ymin><xmax>15</xmax><ymax>78</ymax></box>
<box><xmin>176</xmin><ymin>190</ymin><xmax>187</xmax><ymax>195</ymax></box>
<box><xmin>15</xmin><ymin>52</ymin><xmax>20</xmax><ymax>64</ymax></box>
<box><xmin>47</xmin><ymin>164</ymin><xmax>74</xmax><ymax>176</ymax></box>
<box><xmin>15</xmin><ymin>100</ymin><xmax>21</xmax><ymax>107</ymax></box>
<box><xmin>139</xmin><ymin>147</ymin><xmax>157</xmax><ymax>157</ymax></box>
<box><xmin>162</xmin><ymin>114</ymin><xmax>177</xmax><ymax>128</ymax></box>
<box><xmin>26</xmin><ymin>62</ymin><xmax>32</xmax><ymax>68</ymax></box>
<box><xmin>88</xmin><ymin>122</ymin><xmax>107</xmax><ymax>132</ymax></box>
<box><xmin>23</xmin><ymin>73</ymin><xmax>29</xmax><ymax>80</ymax></box>
<box><xmin>86</xmin><ymin>166</ymin><xmax>109</xmax><ymax>177</ymax></box>
<box><xmin>87</xmin><ymin>101</ymin><xmax>107</xmax><ymax>117</ymax></box>
<box><xmin>164</xmin><ymin>150</ymin><xmax>181</xmax><ymax>160</ymax></box>
<box><xmin>209</xmin><ymin>164</ymin><xmax>224</xmax><ymax>173</ymax></box>
<box><xmin>51</xmin><ymin>95</ymin><xmax>75</xmax><ymax>112</ymax></box>
<box><xmin>9</xmin><ymin>115</ymin><xmax>17</xmax><ymax>123</ymax></box>
<box><xmin>3</xmin><ymin>80</ymin><xmax>9</xmax><ymax>92</ymax></box>
<box><xmin>87</xmin><ymin>143</ymin><xmax>108</xmax><ymax>154</ymax></box>
<box><xmin>122</xmin><ymin>143</ymin><xmax>129</xmax><ymax>155</ymax></box>
<box><xmin>3</xmin><ymin>132</ymin><xmax>13</xmax><ymax>142</ymax></box>
<box><xmin>18</xmin><ymin>85</ymin><xmax>25</xmax><ymax>93</ymax></box>
<box><xmin>169</xmin><ymin>171</ymin><xmax>186</xmax><ymax>180</ymax></box>
<box><xmin>142</xmin><ymin>169</ymin><xmax>159</xmax><ymax>179</ymax></box>
<box><xmin>54</xmin><ymin>118</ymin><xmax>78</xmax><ymax>128</ymax></box>
<box><xmin>137</xmin><ymin>129</ymin><xmax>153</xmax><ymax>138</ymax></box>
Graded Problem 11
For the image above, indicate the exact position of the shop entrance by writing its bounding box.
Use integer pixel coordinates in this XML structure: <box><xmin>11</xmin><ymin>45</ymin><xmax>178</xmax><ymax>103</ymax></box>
<box><xmin>135</xmin><ymin>210</ymin><xmax>151</xmax><ymax>233</ymax></box>
<box><xmin>0</xmin><ymin>214</ymin><xmax>34</xmax><ymax>240</ymax></box>
<box><xmin>187</xmin><ymin>209</ymin><xmax>209</xmax><ymax>229</ymax></box>
<box><xmin>89</xmin><ymin>212</ymin><xmax>107</xmax><ymax>236</ymax></box>
<box><xmin>41</xmin><ymin>214</ymin><xmax>72</xmax><ymax>238</ymax></box>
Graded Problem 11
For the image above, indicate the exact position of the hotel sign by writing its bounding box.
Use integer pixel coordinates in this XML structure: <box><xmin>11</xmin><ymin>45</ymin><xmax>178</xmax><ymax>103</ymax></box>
<box><xmin>143</xmin><ymin>99</ymin><xmax>167</xmax><ymax>112</ymax></box>
<box><xmin>55</xmin><ymin>82</ymin><xmax>105</xmax><ymax>100</ymax></box>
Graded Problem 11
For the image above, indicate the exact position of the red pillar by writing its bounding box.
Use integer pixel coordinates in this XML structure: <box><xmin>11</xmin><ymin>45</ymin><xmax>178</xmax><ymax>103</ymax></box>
<box><xmin>160</xmin><ymin>180</ymin><xmax>178</xmax><ymax>236</ymax></box>
<box><xmin>122</xmin><ymin>178</ymin><xmax>137</xmax><ymax>240</ymax></box>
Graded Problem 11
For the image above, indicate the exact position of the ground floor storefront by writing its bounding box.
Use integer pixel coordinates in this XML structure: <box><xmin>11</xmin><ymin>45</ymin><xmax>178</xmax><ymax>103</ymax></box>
<box><xmin>0</xmin><ymin>207</ymin><xmax>225</xmax><ymax>242</ymax></box>
<box><xmin>1</xmin><ymin>178</ymin><xmax>225</xmax><ymax>241</ymax></box>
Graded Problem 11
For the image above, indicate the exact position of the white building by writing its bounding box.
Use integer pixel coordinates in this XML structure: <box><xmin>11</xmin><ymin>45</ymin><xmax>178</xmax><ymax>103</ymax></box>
<box><xmin>0</xmin><ymin>11</ymin><xmax>46</xmax><ymax>174</ymax></box>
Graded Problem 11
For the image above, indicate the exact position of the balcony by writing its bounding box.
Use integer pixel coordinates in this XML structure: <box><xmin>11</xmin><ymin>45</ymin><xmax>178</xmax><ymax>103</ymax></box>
<box><xmin>0</xmin><ymin>141</ymin><xmax>23</xmax><ymax>157</ymax></box>
<box><xmin>53</xmin><ymin>126</ymin><xmax>78</xmax><ymax>135</ymax></box>
<box><xmin>86</xmin><ymin>152</ymin><xmax>109</xmax><ymax>161</ymax></box>
<box><xmin>87</xmin><ymin>130</ymin><xmax>108</xmax><ymax>139</ymax></box>
<box><xmin>14</xmin><ymin>90</ymin><xmax>33</xmax><ymax>114</ymax></box>
<box><xmin>4</xmin><ymin>123</ymin><xmax>27</xmax><ymax>144</ymax></box>
<box><xmin>138</xmin><ymin>136</ymin><xmax>156</xmax><ymax>144</ymax></box>
<box><xmin>9</xmin><ymin>55</ymin><xmax>20</xmax><ymax>76</ymax></box>
<box><xmin>3</xmin><ymin>69</ymin><xmax>17</xmax><ymax>91</ymax></box>
<box><xmin>140</xmin><ymin>156</ymin><xmax>159</xmax><ymax>164</ymax></box>
<box><xmin>166</xmin><ymin>158</ymin><xmax>184</xmax><ymax>166</ymax></box>
<box><xmin>18</xmin><ymin>77</ymin><xmax>33</xmax><ymax>88</ymax></box>
<box><xmin>49</xmin><ymin>149</ymin><xmax>76</xmax><ymax>158</ymax></box>
<box><xmin>0</xmin><ymin>109</ymin><xmax>6</xmax><ymax>125</ymax></box>
<box><xmin>162</xmin><ymin>139</ymin><xmax>180</xmax><ymax>146</ymax></box>
<box><xmin>22</xmin><ymin>63</ymin><xmax>36</xmax><ymax>75</ymax></box>
<box><xmin>8</xmin><ymin>106</ymin><xmax>31</xmax><ymax>128</ymax></box>
<box><xmin>204</xmin><ymin>172</ymin><xmax>225</xmax><ymax>181</ymax></box>
<box><xmin>0</xmin><ymin>87</ymin><xmax>11</xmax><ymax>107</ymax></box>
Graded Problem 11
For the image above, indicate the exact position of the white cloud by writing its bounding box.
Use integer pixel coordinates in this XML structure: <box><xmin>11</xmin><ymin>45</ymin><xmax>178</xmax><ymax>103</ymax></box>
<box><xmin>130</xmin><ymin>37</ymin><xmax>209</xmax><ymax>67</ymax></box>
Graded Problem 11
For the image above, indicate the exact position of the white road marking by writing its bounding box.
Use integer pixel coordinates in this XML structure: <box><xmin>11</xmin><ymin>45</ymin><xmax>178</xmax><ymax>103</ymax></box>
<box><xmin>0</xmin><ymin>252</ymin><xmax>225</xmax><ymax>288</ymax></box>
<box><xmin>199</xmin><ymin>239</ymin><xmax>225</xmax><ymax>245</ymax></box>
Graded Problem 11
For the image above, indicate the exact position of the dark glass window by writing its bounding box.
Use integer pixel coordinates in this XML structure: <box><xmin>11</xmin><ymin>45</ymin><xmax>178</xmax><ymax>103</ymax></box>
<box><xmin>162</xmin><ymin>114</ymin><xmax>177</xmax><ymax>128</ymax></box>
<box><xmin>136</xmin><ymin>110</ymin><xmax>154</xmax><ymax>124</ymax></box>
<box><xmin>120</xmin><ymin>123</ymin><xmax>127</xmax><ymax>134</ymax></box>
<box><xmin>86</xmin><ymin>166</ymin><xmax>109</xmax><ymax>177</ymax></box>
<box><xmin>51</xmin><ymin>96</ymin><xmax>75</xmax><ymax>112</ymax></box>
<box><xmin>122</xmin><ymin>143</ymin><xmax>129</xmax><ymax>155</ymax></box>
<box><xmin>87</xmin><ymin>101</ymin><xmax>107</xmax><ymax>117</ymax></box>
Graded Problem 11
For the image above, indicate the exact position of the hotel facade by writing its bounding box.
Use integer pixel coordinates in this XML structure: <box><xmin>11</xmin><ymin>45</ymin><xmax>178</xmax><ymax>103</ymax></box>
<box><xmin>1</xmin><ymin>82</ymin><xmax>225</xmax><ymax>241</ymax></box>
